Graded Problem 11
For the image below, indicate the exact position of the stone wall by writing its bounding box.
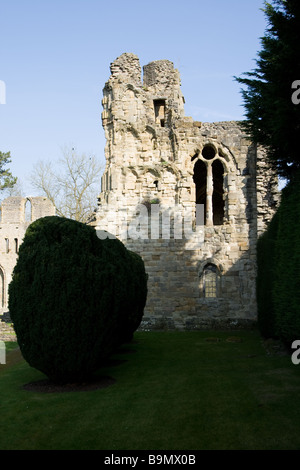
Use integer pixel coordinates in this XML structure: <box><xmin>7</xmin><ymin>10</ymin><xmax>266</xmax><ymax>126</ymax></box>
<box><xmin>93</xmin><ymin>53</ymin><xmax>279</xmax><ymax>330</ymax></box>
<box><xmin>0</xmin><ymin>196</ymin><xmax>56</xmax><ymax>312</ymax></box>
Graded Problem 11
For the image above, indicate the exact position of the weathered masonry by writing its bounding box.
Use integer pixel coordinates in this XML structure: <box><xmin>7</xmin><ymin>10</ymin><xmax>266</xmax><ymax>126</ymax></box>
<box><xmin>92</xmin><ymin>53</ymin><xmax>279</xmax><ymax>329</ymax></box>
<box><xmin>0</xmin><ymin>196</ymin><xmax>55</xmax><ymax>312</ymax></box>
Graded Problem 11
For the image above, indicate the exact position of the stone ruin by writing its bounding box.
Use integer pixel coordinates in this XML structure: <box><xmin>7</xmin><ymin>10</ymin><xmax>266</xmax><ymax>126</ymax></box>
<box><xmin>92</xmin><ymin>52</ymin><xmax>279</xmax><ymax>330</ymax></box>
<box><xmin>0</xmin><ymin>196</ymin><xmax>55</xmax><ymax>313</ymax></box>
<box><xmin>0</xmin><ymin>53</ymin><xmax>279</xmax><ymax>330</ymax></box>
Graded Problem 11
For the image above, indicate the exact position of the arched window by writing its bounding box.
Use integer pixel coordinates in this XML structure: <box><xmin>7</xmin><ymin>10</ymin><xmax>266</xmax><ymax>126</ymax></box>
<box><xmin>193</xmin><ymin>159</ymin><xmax>207</xmax><ymax>224</ymax></box>
<box><xmin>192</xmin><ymin>145</ymin><xmax>225</xmax><ymax>226</ymax></box>
<box><xmin>25</xmin><ymin>199</ymin><xmax>32</xmax><ymax>222</ymax></box>
<box><xmin>203</xmin><ymin>264</ymin><xmax>219</xmax><ymax>298</ymax></box>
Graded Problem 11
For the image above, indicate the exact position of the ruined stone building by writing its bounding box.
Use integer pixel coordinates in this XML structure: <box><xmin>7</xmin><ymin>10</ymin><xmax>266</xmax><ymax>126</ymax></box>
<box><xmin>92</xmin><ymin>53</ymin><xmax>279</xmax><ymax>329</ymax></box>
<box><xmin>0</xmin><ymin>196</ymin><xmax>55</xmax><ymax>313</ymax></box>
<box><xmin>0</xmin><ymin>53</ymin><xmax>279</xmax><ymax>329</ymax></box>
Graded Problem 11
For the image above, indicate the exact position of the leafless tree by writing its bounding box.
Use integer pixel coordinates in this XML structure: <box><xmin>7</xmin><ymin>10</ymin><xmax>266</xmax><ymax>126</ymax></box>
<box><xmin>30</xmin><ymin>146</ymin><xmax>104</xmax><ymax>223</ymax></box>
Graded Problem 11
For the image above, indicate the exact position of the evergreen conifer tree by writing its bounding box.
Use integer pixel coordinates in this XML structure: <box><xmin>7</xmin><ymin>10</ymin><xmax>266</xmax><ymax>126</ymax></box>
<box><xmin>236</xmin><ymin>0</ymin><xmax>300</xmax><ymax>179</ymax></box>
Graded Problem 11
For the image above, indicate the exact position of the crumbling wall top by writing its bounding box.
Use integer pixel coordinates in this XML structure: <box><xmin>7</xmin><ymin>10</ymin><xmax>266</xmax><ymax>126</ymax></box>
<box><xmin>143</xmin><ymin>59</ymin><xmax>180</xmax><ymax>90</ymax></box>
<box><xmin>109</xmin><ymin>53</ymin><xmax>142</xmax><ymax>85</ymax></box>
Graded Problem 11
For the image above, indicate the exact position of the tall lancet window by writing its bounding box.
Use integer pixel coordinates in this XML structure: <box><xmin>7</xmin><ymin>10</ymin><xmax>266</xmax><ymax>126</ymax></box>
<box><xmin>212</xmin><ymin>160</ymin><xmax>225</xmax><ymax>225</ymax></box>
<box><xmin>193</xmin><ymin>159</ymin><xmax>207</xmax><ymax>224</ymax></box>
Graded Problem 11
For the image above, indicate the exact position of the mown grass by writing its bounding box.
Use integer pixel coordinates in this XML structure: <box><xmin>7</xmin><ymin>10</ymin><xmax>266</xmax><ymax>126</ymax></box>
<box><xmin>1</xmin><ymin>330</ymin><xmax>300</xmax><ymax>450</ymax></box>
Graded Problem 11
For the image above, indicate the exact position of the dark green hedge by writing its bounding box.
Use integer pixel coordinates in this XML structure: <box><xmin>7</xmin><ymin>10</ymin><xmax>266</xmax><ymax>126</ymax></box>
<box><xmin>256</xmin><ymin>212</ymin><xmax>279</xmax><ymax>338</ymax></box>
<box><xmin>257</xmin><ymin>171</ymin><xmax>300</xmax><ymax>345</ymax></box>
<box><xmin>273</xmin><ymin>174</ymin><xmax>300</xmax><ymax>345</ymax></box>
<box><xmin>8</xmin><ymin>216</ymin><xmax>147</xmax><ymax>383</ymax></box>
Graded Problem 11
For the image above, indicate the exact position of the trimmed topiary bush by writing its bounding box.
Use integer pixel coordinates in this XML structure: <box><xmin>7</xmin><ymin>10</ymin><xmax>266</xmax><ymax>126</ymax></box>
<box><xmin>98</xmin><ymin>235</ymin><xmax>148</xmax><ymax>345</ymax></box>
<box><xmin>122</xmin><ymin>250</ymin><xmax>148</xmax><ymax>342</ymax></box>
<box><xmin>8</xmin><ymin>216</ymin><xmax>147</xmax><ymax>383</ymax></box>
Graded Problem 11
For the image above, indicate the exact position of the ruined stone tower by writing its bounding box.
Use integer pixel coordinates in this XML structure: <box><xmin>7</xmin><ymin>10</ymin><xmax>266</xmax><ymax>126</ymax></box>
<box><xmin>93</xmin><ymin>53</ymin><xmax>279</xmax><ymax>329</ymax></box>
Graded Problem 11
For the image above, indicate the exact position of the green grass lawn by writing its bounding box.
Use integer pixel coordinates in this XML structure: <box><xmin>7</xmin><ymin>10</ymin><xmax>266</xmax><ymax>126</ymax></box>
<box><xmin>1</xmin><ymin>330</ymin><xmax>300</xmax><ymax>450</ymax></box>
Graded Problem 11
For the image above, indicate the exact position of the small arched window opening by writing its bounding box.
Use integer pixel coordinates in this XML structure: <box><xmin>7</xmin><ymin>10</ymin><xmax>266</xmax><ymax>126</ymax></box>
<box><xmin>25</xmin><ymin>199</ymin><xmax>32</xmax><ymax>222</ymax></box>
<box><xmin>212</xmin><ymin>160</ymin><xmax>224</xmax><ymax>225</ymax></box>
<box><xmin>153</xmin><ymin>180</ymin><xmax>160</xmax><ymax>190</ymax></box>
<box><xmin>203</xmin><ymin>264</ymin><xmax>219</xmax><ymax>298</ymax></box>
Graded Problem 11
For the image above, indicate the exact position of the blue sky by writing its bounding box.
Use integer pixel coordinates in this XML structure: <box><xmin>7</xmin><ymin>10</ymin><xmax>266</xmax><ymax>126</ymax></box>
<box><xmin>0</xmin><ymin>0</ymin><xmax>267</xmax><ymax>196</ymax></box>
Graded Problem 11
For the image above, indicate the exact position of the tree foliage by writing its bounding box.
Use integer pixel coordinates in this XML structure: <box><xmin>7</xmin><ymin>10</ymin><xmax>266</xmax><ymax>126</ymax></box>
<box><xmin>256</xmin><ymin>172</ymin><xmax>300</xmax><ymax>345</ymax></box>
<box><xmin>30</xmin><ymin>147</ymin><xmax>103</xmax><ymax>223</ymax></box>
<box><xmin>272</xmin><ymin>174</ymin><xmax>300</xmax><ymax>344</ymax></box>
<box><xmin>256</xmin><ymin>212</ymin><xmax>279</xmax><ymax>338</ymax></box>
<box><xmin>8</xmin><ymin>216</ymin><xmax>147</xmax><ymax>384</ymax></box>
<box><xmin>0</xmin><ymin>151</ymin><xmax>17</xmax><ymax>193</ymax></box>
<box><xmin>235</xmin><ymin>0</ymin><xmax>300</xmax><ymax>179</ymax></box>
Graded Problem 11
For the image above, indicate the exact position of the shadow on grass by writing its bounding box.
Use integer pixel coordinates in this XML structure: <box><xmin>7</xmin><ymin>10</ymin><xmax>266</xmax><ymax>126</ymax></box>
<box><xmin>6</xmin><ymin>341</ymin><xmax>138</xmax><ymax>394</ymax></box>
<box><xmin>1</xmin><ymin>331</ymin><xmax>300</xmax><ymax>450</ymax></box>
<box><xmin>22</xmin><ymin>376</ymin><xmax>116</xmax><ymax>393</ymax></box>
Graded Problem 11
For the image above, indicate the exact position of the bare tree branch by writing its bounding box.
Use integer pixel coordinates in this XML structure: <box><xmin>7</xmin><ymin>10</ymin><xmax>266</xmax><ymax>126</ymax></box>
<box><xmin>30</xmin><ymin>147</ymin><xmax>104</xmax><ymax>222</ymax></box>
